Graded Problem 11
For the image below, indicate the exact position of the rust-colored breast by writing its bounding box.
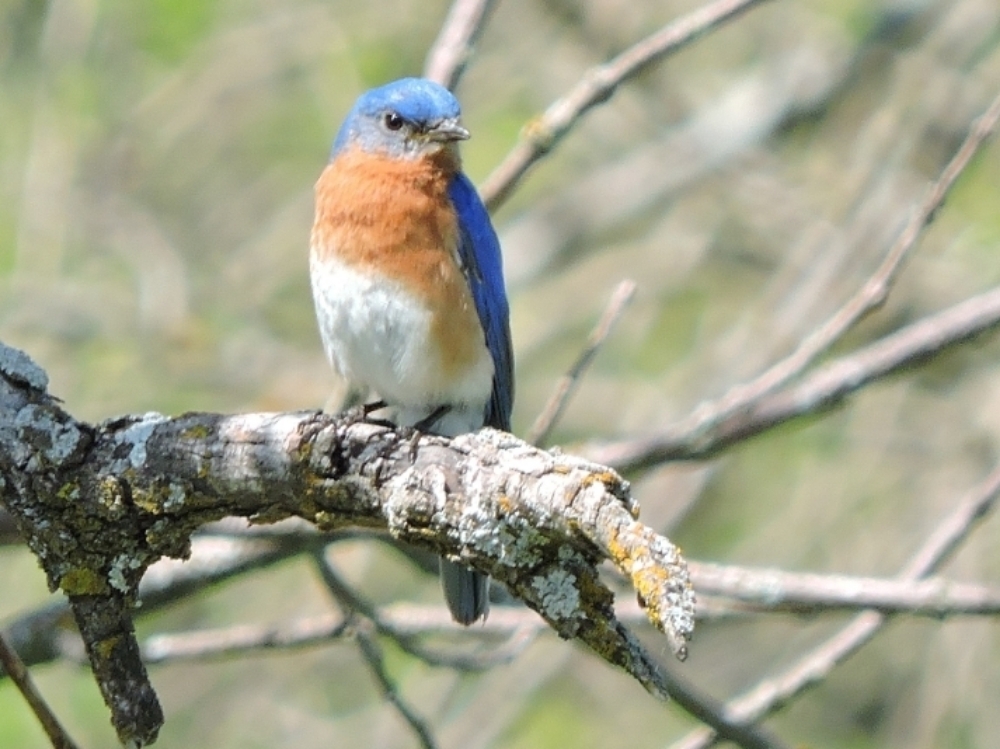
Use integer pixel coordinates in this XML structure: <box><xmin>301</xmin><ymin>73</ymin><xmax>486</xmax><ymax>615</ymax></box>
<box><xmin>311</xmin><ymin>148</ymin><xmax>485</xmax><ymax>380</ymax></box>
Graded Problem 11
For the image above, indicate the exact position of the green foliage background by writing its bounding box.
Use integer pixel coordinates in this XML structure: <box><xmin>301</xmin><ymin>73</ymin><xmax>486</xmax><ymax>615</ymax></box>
<box><xmin>4</xmin><ymin>0</ymin><xmax>1000</xmax><ymax>747</ymax></box>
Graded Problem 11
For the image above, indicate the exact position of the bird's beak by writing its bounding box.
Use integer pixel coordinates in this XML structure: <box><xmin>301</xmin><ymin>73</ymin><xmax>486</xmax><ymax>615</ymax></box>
<box><xmin>426</xmin><ymin>117</ymin><xmax>470</xmax><ymax>142</ymax></box>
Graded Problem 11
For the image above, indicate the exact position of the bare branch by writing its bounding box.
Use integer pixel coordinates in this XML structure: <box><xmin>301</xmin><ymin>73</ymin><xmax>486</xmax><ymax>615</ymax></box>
<box><xmin>423</xmin><ymin>0</ymin><xmax>497</xmax><ymax>90</ymax></box>
<box><xmin>135</xmin><ymin>564</ymin><xmax>1000</xmax><ymax>667</ymax></box>
<box><xmin>144</xmin><ymin>608</ymin><xmax>537</xmax><ymax>673</ymax></box>
<box><xmin>143</xmin><ymin>613</ymin><xmax>349</xmax><ymax>664</ymax></box>
<box><xmin>479</xmin><ymin>0</ymin><xmax>775</xmax><ymax>211</ymax></box>
<box><xmin>591</xmin><ymin>282</ymin><xmax>1000</xmax><ymax>469</ymax></box>
<box><xmin>528</xmin><ymin>279</ymin><xmax>637</xmax><ymax>447</ymax></box>
<box><xmin>597</xmin><ymin>90</ymin><xmax>1000</xmax><ymax>469</ymax></box>
<box><xmin>692</xmin><ymin>562</ymin><xmax>1000</xmax><ymax>617</ymax></box>
<box><xmin>657</xmin><ymin>668</ymin><xmax>793</xmax><ymax>749</ymax></box>
<box><xmin>356</xmin><ymin>624</ymin><xmax>440</xmax><ymax>749</ymax></box>
<box><xmin>0</xmin><ymin>340</ymin><xmax>694</xmax><ymax>745</ymax></box>
<box><xmin>0</xmin><ymin>632</ymin><xmax>81</xmax><ymax>749</ymax></box>
<box><xmin>670</xmin><ymin>462</ymin><xmax>1000</xmax><ymax>749</ymax></box>
<box><xmin>310</xmin><ymin>549</ymin><xmax>536</xmax><ymax>671</ymax></box>
<box><xmin>1</xmin><ymin>533</ymin><xmax>310</xmax><ymax>683</ymax></box>
<box><xmin>313</xmin><ymin>551</ymin><xmax>440</xmax><ymax>749</ymax></box>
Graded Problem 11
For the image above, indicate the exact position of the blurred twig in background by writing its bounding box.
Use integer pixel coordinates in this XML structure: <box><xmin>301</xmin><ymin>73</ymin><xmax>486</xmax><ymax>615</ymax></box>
<box><xmin>312</xmin><ymin>551</ymin><xmax>440</xmax><ymax>749</ymax></box>
<box><xmin>480</xmin><ymin>0</ymin><xmax>774</xmax><ymax>210</ymax></box>
<box><xmin>593</xmin><ymin>90</ymin><xmax>1000</xmax><ymax>469</ymax></box>
<box><xmin>0</xmin><ymin>633</ymin><xmax>79</xmax><ymax>749</ymax></box>
<box><xmin>527</xmin><ymin>278</ymin><xmax>636</xmax><ymax>446</ymax></box>
<box><xmin>670</xmin><ymin>461</ymin><xmax>1000</xmax><ymax>749</ymax></box>
<box><xmin>424</xmin><ymin>0</ymin><xmax>498</xmax><ymax>90</ymax></box>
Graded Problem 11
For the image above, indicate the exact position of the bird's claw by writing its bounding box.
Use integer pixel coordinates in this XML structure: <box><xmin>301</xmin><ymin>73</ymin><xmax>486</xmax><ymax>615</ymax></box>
<box><xmin>341</xmin><ymin>399</ymin><xmax>392</xmax><ymax>427</ymax></box>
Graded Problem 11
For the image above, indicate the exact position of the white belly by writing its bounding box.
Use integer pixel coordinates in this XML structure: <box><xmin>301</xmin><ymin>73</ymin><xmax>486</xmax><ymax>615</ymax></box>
<box><xmin>310</xmin><ymin>254</ymin><xmax>494</xmax><ymax>433</ymax></box>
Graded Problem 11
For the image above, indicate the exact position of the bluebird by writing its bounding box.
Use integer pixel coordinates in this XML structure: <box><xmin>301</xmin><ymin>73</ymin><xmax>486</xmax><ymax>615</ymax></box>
<box><xmin>310</xmin><ymin>78</ymin><xmax>514</xmax><ymax>625</ymax></box>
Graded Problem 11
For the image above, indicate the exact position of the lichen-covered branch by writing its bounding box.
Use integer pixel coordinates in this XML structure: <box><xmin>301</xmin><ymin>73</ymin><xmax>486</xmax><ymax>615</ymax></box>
<box><xmin>0</xmin><ymin>341</ymin><xmax>694</xmax><ymax>746</ymax></box>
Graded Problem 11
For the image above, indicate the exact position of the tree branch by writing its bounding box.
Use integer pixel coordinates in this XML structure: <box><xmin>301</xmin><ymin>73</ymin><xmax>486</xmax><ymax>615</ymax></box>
<box><xmin>0</xmin><ymin>506</ymin><xmax>20</xmax><ymax>544</ymax></box>
<box><xmin>590</xmin><ymin>282</ymin><xmax>1000</xmax><ymax>469</ymax></box>
<box><xmin>312</xmin><ymin>551</ymin><xmax>440</xmax><ymax>749</ymax></box>
<box><xmin>587</xmin><ymin>90</ymin><xmax>1000</xmax><ymax>471</ymax></box>
<box><xmin>479</xmin><ymin>0</ymin><xmax>774</xmax><ymax>211</ymax></box>
<box><xmin>0</xmin><ymin>631</ymin><xmax>81</xmax><ymax>749</ymax></box>
<box><xmin>670</xmin><ymin>461</ymin><xmax>1000</xmax><ymax>748</ymax></box>
<box><xmin>423</xmin><ymin>0</ymin><xmax>498</xmax><ymax>90</ymax></box>
<box><xmin>528</xmin><ymin>279</ymin><xmax>637</xmax><ymax>447</ymax></box>
<box><xmin>691</xmin><ymin>562</ymin><xmax>1000</xmax><ymax>617</ymax></box>
<box><xmin>0</xmin><ymin>340</ymin><xmax>694</xmax><ymax>746</ymax></box>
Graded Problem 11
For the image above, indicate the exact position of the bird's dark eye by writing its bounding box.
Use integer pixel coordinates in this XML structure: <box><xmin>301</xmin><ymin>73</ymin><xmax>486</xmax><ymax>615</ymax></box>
<box><xmin>384</xmin><ymin>112</ymin><xmax>404</xmax><ymax>131</ymax></box>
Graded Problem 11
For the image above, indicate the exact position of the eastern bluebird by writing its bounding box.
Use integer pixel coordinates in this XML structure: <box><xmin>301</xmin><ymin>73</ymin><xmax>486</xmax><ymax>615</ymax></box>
<box><xmin>310</xmin><ymin>78</ymin><xmax>514</xmax><ymax>625</ymax></box>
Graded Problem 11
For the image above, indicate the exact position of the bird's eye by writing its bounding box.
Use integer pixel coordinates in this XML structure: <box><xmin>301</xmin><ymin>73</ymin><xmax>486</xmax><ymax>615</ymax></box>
<box><xmin>384</xmin><ymin>112</ymin><xmax>404</xmax><ymax>131</ymax></box>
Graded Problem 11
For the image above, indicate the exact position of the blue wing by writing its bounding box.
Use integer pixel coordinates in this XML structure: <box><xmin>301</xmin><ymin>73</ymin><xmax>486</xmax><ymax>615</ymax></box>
<box><xmin>447</xmin><ymin>173</ymin><xmax>514</xmax><ymax>431</ymax></box>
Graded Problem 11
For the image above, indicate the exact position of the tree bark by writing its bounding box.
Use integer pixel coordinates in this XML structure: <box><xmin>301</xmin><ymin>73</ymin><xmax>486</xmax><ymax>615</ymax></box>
<box><xmin>0</xmin><ymin>340</ymin><xmax>694</xmax><ymax>746</ymax></box>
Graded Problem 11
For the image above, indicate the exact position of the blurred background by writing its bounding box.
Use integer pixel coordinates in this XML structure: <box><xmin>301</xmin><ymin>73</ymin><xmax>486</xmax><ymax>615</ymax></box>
<box><xmin>3</xmin><ymin>0</ymin><xmax>1000</xmax><ymax>747</ymax></box>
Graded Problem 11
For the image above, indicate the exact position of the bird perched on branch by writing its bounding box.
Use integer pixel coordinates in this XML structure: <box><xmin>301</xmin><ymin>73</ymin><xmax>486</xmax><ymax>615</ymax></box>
<box><xmin>309</xmin><ymin>78</ymin><xmax>514</xmax><ymax>624</ymax></box>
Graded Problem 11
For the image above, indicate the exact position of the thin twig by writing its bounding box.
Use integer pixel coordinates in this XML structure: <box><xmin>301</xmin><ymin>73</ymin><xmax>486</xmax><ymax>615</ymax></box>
<box><xmin>355</xmin><ymin>626</ymin><xmax>439</xmax><ymax>749</ymax></box>
<box><xmin>634</xmin><ymin>89</ymin><xmax>1000</xmax><ymax>464</ymax></box>
<box><xmin>138</xmin><ymin>563</ymin><xmax>1000</xmax><ymax>663</ymax></box>
<box><xmin>314</xmin><ymin>560</ymin><xmax>783</xmax><ymax>749</ymax></box>
<box><xmin>137</xmin><ymin>562</ymin><xmax>1000</xmax><ymax>665</ymax></box>
<box><xmin>590</xmin><ymin>282</ymin><xmax>1000</xmax><ymax>469</ymax></box>
<box><xmin>0</xmin><ymin>632</ymin><xmax>81</xmax><ymax>749</ymax></box>
<box><xmin>657</xmin><ymin>668</ymin><xmax>792</xmax><ymax>749</ymax></box>
<box><xmin>139</xmin><ymin>606</ymin><xmax>538</xmax><ymax>665</ymax></box>
<box><xmin>310</xmin><ymin>549</ymin><xmax>534</xmax><ymax>670</ymax></box>
<box><xmin>423</xmin><ymin>0</ymin><xmax>498</xmax><ymax>90</ymax></box>
<box><xmin>310</xmin><ymin>551</ymin><xmax>439</xmax><ymax>749</ymax></box>
<box><xmin>143</xmin><ymin>615</ymin><xmax>351</xmax><ymax>664</ymax></box>
<box><xmin>669</xmin><ymin>462</ymin><xmax>1000</xmax><ymax>749</ymax></box>
<box><xmin>527</xmin><ymin>279</ymin><xmax>637</xmax><ymax>446</ymax></box>
<box><xmin>479</xmin><ymin>0</ymin><xmax>774</xmax><ymax>210</ymax></box>
<box><xmin>691</xmin><ymin>562</ymin><xmax>1000</xmax><ymax>617</ymax></box>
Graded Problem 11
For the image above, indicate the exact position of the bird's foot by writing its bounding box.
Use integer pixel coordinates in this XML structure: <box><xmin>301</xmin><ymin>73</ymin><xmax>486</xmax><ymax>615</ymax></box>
<box><xmin>341</xmin><ymin>399</ymin><xmax>393</xmax><ymax>427</ymax></box>
<box><xmin>340</xmin><ymin>403</ymin><xmax>452</xmax><ymax>459</ymax></box>
<box><xmin>412</xmin><ymin>405</ymin><xmax>451</xmax><ymax>433</ymax></box>
<box><xmin>400</xmin><ymin>406</ymin><xmax>453</xmax><ymax>461</ymax></box>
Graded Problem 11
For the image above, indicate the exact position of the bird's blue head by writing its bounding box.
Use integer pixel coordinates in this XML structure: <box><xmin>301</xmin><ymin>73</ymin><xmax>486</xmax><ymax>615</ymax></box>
<box><xmin>332</xmin><ymin>78</ymin><xmax>469</xmax><ymax>160</ymax></box>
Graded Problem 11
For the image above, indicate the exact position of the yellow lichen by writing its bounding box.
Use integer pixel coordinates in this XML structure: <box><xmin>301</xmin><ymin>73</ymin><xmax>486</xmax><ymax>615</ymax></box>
<box><xmin>55</xmin><ymin>483</ymin><xmax>79</xmax><ymax>502</ymax></box>
<box><xmin>99</xmin><ymin>476</ymin><xmax>124</xmax><ymax>505</ymax></box>
<box><xmin>497</xmin><ymin>494</ymin><xmax>514</xmax><ymax>514</ymax></box>
<box><xmin>582</xmin><ymin>470</ymin><xmax>618</xmax><ymax>488</ymax></box>
<box><xmin>181</xmin><ymin>424</ymin><xmax>211</xmax><ymax>440</ymax></box>
<box><xmin>603</xmin><ymin>527</ymin><xmax>632</xmax><ymax>570</ymax></box>
<box><xmin>96</xmin><ymin>636</ymin><xmax>121</xmax><ymax>660</ymax></box>
<box><xmin>59</xmin><ymin>567</ymin><xmax>109</xmax><ymax>596</ymax></box>
<box><xmin>296</xmin><ymin>440</ymin><xmax>313</xmax><ymax>462</ymax></box>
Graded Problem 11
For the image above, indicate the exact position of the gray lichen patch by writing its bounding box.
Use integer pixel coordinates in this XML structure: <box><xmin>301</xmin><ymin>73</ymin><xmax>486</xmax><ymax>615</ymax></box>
<box><xmin>493</xmin><ymin>514</ymin><xmax>545</xmax><ymax>567</ymax></box>
<box><xmin>14</xmin><ymin>404</ymin><xmax>90</xmax><ymax>469</ymax></box>
<box><xmin>163</xmin><ymin>483</ymin><xmax>186</xmax><ymax>511</ymax></box>
<box><xmin>0</xmin><ymin>342</ymin><xmax>49</xmax><ymax>391</ymax></box>
<box><xmin>118</xmin><ymin>413</ymin><xmax>169</xmax><ymax>469</ymax></box>
<box><xmin>108</xmin><ymin>553</ymin><xmax>145</xmax><ymax>594</ymax></box>
<box><xmin>532</xmin><ymin>568</ymin><xmax>582</xmax><ymax>622</ymax></box>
